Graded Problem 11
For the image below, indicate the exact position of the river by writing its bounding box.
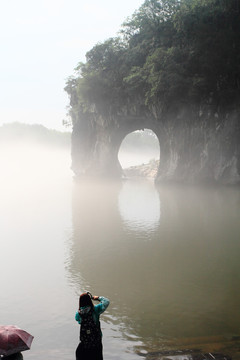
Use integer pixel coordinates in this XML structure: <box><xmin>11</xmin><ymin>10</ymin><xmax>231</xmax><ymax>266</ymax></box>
<box><xmin>0</xmin><ymin>144</ymin><xmax>240</xmax><ymax>360</ymax></box>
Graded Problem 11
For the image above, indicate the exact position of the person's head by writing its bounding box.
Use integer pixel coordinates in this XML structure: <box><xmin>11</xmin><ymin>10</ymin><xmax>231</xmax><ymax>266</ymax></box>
<box><xmin>79</xmin><ymin>292</ymin><xmax>94</xmax><ymax>309</ymax></box>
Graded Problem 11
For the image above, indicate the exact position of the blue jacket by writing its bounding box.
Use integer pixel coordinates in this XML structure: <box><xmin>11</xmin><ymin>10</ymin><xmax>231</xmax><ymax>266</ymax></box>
<box><xmin>75</xmin><ymin>296</ymin><xmax>110</xmax><ymax>329</ymax></box>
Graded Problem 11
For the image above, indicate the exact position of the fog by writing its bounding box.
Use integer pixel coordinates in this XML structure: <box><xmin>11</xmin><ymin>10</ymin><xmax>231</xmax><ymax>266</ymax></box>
<box><xmin>118</xmin><ymin>149</ymin><xmax>159</xmax><ymax>168</ymax></box>
<box><xmin>0</xmin><ymin>126</ymin><xmax>159</xmax><ymax>181</ymax></box>
<box><xmin>0</xmin><ymin>140</ymin><xmax>157</xmax><ymax>181</ymax></box>
<box><xmin>118</xmin><ymin>129</ymin><xmax>160</xmax><ymax>168</ymax></box>
<box><xmin>1</xmin><ymin>135</ymin><xmax>240</xmax><ymax>360</ymax></box>
<box><xmin>0</xmin><ymin>142</ymin><xmax>72</xmax><ymax>186</ymax></box>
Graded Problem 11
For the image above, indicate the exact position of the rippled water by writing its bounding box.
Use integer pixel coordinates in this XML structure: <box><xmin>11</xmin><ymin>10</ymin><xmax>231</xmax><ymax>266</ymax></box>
<box><xmin>1</xmin><ymin>145</ymin><xmax>240</xmax><ymax>360</ymax></box>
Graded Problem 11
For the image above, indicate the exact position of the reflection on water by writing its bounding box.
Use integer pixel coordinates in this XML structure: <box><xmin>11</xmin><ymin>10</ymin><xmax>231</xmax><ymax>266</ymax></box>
<box><xmin>3</xmin><ymin>353</ymin><xmax>24</xmax><ymax>360</ymax></box>
<box><xmin>118</xmin><ymin>179</ymin><xmax>160</xmax><ymax>234</ymax></box>
<box><xmin>1</xmin><ymin>144</ymin><xmax>240</xmax><ymax>360</ymax></box>
<box><xmin>68</xmin><ymin>179</ymin><xmax>240</xmax><ymax>358</ymax></box>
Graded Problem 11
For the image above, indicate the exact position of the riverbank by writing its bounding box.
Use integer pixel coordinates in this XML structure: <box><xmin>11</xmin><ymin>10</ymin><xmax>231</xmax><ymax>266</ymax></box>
<box><xmin>123</xmin><ymin>159</ymin><xmax>159</xmax><ymax>178</ymax></box>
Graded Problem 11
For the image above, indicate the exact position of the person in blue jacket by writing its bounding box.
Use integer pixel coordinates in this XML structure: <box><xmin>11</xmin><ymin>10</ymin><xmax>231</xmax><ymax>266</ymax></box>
<box><xmin>75</xmin><ymin>292</ymin><xmax>110</xmax><ymax>360</ymax></box>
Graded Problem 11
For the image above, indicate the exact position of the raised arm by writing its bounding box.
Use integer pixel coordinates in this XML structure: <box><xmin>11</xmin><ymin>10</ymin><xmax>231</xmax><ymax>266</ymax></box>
<box><xmin>94</xmin><ymin>296</ymin><xmax>110</xmax><ymax>315</ymax></box>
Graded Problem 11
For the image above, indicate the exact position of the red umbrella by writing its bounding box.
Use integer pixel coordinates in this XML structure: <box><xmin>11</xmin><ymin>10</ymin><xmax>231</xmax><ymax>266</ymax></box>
<box><xmin>0</xmin><ymin>325</ymin><xmax>34</xmax><ymax>356</ymax></box>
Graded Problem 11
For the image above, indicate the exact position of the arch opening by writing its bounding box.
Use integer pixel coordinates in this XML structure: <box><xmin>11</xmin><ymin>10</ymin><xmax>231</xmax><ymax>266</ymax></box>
<box><xmin>118</xmin><ymin>129</ymin><xmax>160</xmax><ymax>179</ymax></box>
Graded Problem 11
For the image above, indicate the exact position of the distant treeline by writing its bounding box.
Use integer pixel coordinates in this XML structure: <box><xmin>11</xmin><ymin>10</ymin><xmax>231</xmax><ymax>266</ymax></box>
<box><xmin>65</xmin><ymin>0</ymin><xmax>240</xmax><ymax>123</ymax></box>
<box><xmin>0</xmin><ymin>122</ymin><xmax>71</xmax><ymax>147</ymax></box>
<box><xmin>121</xmin><ymin>129</ymin><xmax>159</xmax><ymax>151</ymax></box>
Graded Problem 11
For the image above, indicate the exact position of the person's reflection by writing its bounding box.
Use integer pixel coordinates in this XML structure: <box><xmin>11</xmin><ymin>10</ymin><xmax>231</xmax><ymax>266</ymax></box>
<box><xmin>3</xmin><ymin>353</ymin><xmax>24</xmax><ymax>360</ymax></box>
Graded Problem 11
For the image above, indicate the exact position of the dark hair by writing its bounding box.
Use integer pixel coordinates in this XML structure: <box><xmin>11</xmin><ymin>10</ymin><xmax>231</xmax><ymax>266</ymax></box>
<box><xmin>79</xmin><ymin>293</ymin><xmax>94</xmax><ymax>309</ymax></box>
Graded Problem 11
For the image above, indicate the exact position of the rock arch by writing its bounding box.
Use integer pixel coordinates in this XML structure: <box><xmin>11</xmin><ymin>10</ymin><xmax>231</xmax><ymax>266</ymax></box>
<box><xmin>71</xmin><ymin>108</ymin><xmax>240</xmax><ymax>185</ymax></box>
<box><xmin>118</xmin><ymin>128</ymin><xmax>160</xmax><ymax>174</ymax></box>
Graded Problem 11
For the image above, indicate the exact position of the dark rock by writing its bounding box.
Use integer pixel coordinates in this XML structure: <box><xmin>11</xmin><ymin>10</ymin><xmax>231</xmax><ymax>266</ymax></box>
<box><xmin>71</xmin><ymin>105</ymin><xmax>240</xmax><ymax>185</ymax></box>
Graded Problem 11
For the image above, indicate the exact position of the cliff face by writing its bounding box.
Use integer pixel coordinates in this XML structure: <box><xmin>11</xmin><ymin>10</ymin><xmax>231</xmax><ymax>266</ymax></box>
<box><xmin>155</xmin><ymin>107</ymin><xmax>240</xmax><ymax>185</ymax></box>
<box><xmin>71</xmin><ymin>105</ymin><xmax>240</xmax><ymax>185</ymax></box>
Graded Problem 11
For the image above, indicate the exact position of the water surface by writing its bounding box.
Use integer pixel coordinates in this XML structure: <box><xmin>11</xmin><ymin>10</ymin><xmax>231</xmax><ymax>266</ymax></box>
<box><xmin>0</xmin><ymin>144</ymin><xmax>240</xmax><ymax>359</ymax></box>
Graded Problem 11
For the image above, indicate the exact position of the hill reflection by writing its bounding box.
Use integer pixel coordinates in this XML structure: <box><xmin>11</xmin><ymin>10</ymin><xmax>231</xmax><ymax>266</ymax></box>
<box><xmin>66</xmin><ymin>179</ymin><xmax>240</xmax><ymax>355</ymax></box>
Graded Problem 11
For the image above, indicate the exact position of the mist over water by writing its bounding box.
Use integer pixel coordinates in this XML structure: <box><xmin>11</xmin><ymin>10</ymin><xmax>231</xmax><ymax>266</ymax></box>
<box><xmin>118</xmin><ymin>149</ymin><xmax>159</xmax><ymax>168</ymax></box>
<box><xmin>118</xmin><ymin>129</ymin><xmax>160</xmax><ymax>168</ymax></box>
<box><xmin>0</xmin><ymin>140</ymin><xmax>240</xmax><ymax>360</ymax></box>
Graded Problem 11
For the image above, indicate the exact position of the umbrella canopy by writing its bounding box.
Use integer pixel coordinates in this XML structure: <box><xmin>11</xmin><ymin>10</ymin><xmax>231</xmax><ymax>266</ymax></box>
<box><xmin>0</xmin><ymin>325</ymin><xmax>34</xmax><ymax>356</ymax></box>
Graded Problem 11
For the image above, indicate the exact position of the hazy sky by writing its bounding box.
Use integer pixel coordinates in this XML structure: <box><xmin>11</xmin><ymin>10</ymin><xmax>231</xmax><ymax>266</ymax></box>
<box><xmin>0</xmin><ymin>0</ymin><xmax>144</xmax><ymax>132</ymax></box>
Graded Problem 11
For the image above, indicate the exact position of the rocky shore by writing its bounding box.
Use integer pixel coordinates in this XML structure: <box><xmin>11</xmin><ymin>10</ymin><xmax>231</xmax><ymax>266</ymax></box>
<box><xmin>123</xmin><ymin>159</ymin><xmax>159</xmax><ymax>179</ymax></box>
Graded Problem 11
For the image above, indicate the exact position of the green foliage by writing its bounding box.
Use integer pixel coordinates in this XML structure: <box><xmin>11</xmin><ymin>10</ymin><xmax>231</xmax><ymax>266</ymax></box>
<box><xmin>144</xmin><ymin>46</ymin><xmax>191</xmax><ymax>106</ymax></box>
<box><xmin>65</xmin><ymin>0</ymin><xmax>240</xmax><ymax>124</ymax></box>
<box><xmin>65</xmin><ymin>38</ymin><xmax>129</xmax><ymax>117</ymax></box>
<box><xmin>174</xmin><ymin>0</ymin><xmax>240</xmax><ymax>103</ymax></box>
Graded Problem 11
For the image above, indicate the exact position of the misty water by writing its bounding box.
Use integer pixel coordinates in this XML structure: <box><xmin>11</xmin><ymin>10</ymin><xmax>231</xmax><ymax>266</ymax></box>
<box><xmin>1</xmin><ymin>143</ymin><xmax>240</xmax><ymax>360</ymax></box>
